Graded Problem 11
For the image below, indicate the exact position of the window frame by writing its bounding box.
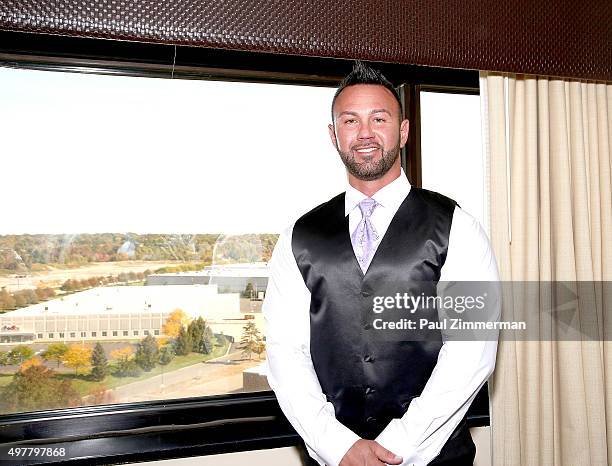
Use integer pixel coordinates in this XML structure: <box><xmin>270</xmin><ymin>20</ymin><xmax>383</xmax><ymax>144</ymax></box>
<box><xmin>0</xmin><ymin>29</ymin><xmax>486</xmax><ymax>464</ymax></box>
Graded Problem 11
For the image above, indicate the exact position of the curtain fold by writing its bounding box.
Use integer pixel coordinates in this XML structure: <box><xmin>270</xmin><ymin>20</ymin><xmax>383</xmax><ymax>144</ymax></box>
<box><xmin>480</xmin><ymin>72</ymin><xmax>612</xmax><ymax>466</ymax></box>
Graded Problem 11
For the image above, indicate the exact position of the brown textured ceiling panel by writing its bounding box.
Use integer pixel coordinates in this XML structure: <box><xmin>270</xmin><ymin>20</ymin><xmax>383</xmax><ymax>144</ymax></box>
<box><xmin>0</xmin><ymin>0</ymin><xmax>610</xmax><ymax>81</ymax></box>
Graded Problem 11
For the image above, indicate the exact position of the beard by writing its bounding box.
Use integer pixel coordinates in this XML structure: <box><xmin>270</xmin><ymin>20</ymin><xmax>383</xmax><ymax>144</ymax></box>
<box><xmin>337</xmin><ymin>141</ymin><xmax>401</xmax><ymax>181</ymax></box>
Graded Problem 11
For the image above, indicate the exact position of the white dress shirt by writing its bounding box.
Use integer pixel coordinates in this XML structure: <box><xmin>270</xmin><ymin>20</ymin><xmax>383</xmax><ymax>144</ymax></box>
<box><xmin>263</xmin><ymin>168</ymin><xmax>500</xmax><ymax>466</ymax></box>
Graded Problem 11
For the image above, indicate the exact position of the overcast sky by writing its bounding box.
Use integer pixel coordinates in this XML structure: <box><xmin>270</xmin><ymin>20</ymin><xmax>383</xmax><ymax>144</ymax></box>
<box><xmin>0</xmin><ymin>67</ymin><xmax>484</xmax><ymax>235</ymax></box>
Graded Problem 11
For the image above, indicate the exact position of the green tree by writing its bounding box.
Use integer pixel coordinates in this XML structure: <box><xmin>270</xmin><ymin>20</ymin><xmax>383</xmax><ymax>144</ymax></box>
<box><xmin>110</xmin><ymin>346</ymin><xmax>141</xmax><ymax>378</ymax></box>
<box><xmin>116</xmin><ymin>359</ymin><xmax>141</xmax><ymax>377</ymax></box>
<box><xmin>135</xmin><ymin>335</ymin><xmax>159</xmax><ymax>372</ymax></box>
<box><xmin>187</xmin><ymin>317</ymin><xmax>215</xmax><ymax>355</ymax></box>
<box><xmin>1</xmin><ymin>365</ymin><xmax>81</xmax><ymax>413</ymax></box>
<box><xmin>174</xmin><ymin>325</ymin><xmax>192</xmax><ymax>356</ymax></box>
<box><xmin>158</xmin><ymin>345</ymin><xmax>175</xmax><ymax>365</ymax></box>
<box><xmin>243</xmin><ymin>282</ymin><xmax>254</xmax><ymax>298</ymax></box>
<box><xmin>238</xmin><ymin>321</ymin><xmax>263</xmax><ymax>360</ymax></box>
<box><xmin>6</xmin><ymin>345</ymin><xmax>34</xmax><ymax>365</ymax></box>
<box><xmin>42</xmin><ymin>342</ymin><xmax>69</xmax><ymax>368</ymax></box>
<box><xmin>90</xmin><ymin>343</ymin><xmax>109</xmax><ymax>381</ymax></box>
<box><xmin>188</xmin><ymin>317</ymin><xmax>209</xmax><ymax>354</ymax></box>
<box><xmin>202</xmin><ymin>326</ymin><xmax>214</xmax><ymax>354</ymax></box>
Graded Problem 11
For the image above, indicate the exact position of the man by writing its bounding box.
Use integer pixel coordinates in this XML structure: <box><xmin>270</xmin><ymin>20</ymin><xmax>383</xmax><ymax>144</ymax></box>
<box><xmin>264</xmin><ymin>61</ymin><xmax>499</xmax><ymax>466</ymax></box>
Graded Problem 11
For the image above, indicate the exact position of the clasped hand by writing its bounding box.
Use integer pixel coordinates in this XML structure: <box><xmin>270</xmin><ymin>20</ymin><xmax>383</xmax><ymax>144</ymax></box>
<box><xmin>339</xmin><ymin>439</ymin><xmax>403</xmax><ymax>466</ymax></box>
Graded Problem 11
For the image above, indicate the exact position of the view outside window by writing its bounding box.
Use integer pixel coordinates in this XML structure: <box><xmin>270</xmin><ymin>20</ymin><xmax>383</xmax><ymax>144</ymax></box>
<box><xmin>420</xmin><ymin>91</ymin><xmax>487</xmax><ymax>232</ymax></box>
<box><xmin>0</xmin><ymin>68</ymin><xmax>343</xmax><ymax>414</ymax></box>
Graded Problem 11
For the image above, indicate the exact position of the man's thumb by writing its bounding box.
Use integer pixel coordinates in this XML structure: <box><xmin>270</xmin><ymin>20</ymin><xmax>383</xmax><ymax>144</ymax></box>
<box><xmin>373</xmin><ymin>443</ymin><xmax>403</xmax><ymax>464</ymax></box>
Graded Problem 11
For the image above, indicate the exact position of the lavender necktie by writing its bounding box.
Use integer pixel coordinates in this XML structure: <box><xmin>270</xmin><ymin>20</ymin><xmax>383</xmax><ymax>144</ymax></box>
<box><xmin>351</xmin><ymin>198</ymin><xmax>379</xmax><ymax>273</ymax></box>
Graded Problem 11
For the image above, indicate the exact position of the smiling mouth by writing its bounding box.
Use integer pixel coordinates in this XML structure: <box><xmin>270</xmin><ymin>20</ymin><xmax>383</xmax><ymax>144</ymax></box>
<box><xmin>354</xmin><ymin>147</ymin><xmax>380</xmax><ymax>154</ymax></box>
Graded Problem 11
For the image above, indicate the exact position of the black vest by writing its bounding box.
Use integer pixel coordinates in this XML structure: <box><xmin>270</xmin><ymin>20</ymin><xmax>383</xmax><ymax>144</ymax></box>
<box><xmin>292</xmin><ymin>187</ymin><xmax>475</xmax><ymax>462</ymax></box>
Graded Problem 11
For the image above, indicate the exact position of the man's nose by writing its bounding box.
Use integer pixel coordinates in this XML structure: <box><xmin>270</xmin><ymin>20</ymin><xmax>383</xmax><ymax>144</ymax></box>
<box><xmin>357</xmin><ymin>121</ymin><xmax>374</xmax><ymax>139</ymax></box>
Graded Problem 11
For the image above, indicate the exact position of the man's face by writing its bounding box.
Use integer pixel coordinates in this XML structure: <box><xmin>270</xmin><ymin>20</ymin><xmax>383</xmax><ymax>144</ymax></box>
<box><xmin>329</xmin><ymin>84</ymin><xmax>409</xmax><ymax>181</ymax></box>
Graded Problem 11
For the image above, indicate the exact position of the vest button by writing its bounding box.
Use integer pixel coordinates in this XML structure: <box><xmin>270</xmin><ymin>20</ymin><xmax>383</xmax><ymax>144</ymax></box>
<box><xmin>366</xmin><ymin>416</ymin><xmax>377</xmax><ymax>423</ymax></box>
<box><xmin>363</xmin><ymin>354</ymin><xmax>375</xmax><ymax>363</ymax></box>
<box><xmin>365</xmin><ymin>386</ymin><xmax>376</xmax><ymax>395</ymax></box>
<box><xmin>361</xmin><ymin>290</ymin><xmax>371</xmax><ymax>297</ymax></box>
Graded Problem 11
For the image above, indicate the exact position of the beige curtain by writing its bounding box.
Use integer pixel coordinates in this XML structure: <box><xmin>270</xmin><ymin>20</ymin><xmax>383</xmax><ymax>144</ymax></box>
<box><xmin>480</xmin><ymin>73</ymin><xmax>612</xmax><ymax>465</ymax></box>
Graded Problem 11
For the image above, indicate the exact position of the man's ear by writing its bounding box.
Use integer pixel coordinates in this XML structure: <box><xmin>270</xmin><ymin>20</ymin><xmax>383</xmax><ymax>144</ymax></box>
<box><xmin>399</xmin><ymin>119</ymin><xmax>410</xmax><ymax>148</ymax></box>
<box><xmin>328</xmin><ymin>123</ymin><xmax>338</xmax><ymax>148</ymax></box>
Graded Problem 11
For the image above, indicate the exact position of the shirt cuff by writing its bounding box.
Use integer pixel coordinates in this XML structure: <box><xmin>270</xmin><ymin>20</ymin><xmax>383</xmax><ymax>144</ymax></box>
<box><xmin>376</xmin><ymin>418</ymin><xmax>426</xmax><ymax>466</ymax></box>
<box><xmin>316</xmin><ymin>423</ymin><xmax>361</xmax><ymax>466</ymax></box>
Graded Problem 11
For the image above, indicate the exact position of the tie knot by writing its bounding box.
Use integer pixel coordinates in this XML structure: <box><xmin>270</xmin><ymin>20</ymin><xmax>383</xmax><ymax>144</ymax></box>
<box><xmin>358</xmin><ymin>198</ymin><xmax>377</xmax><ymax>218</ymax></box>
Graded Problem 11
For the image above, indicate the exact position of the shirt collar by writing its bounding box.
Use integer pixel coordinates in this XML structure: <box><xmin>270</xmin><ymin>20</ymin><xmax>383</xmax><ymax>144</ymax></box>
<box><xmin>344</xmin><ymin>167</ymin><xmax>412</xmax><ymax>216</ymax></box>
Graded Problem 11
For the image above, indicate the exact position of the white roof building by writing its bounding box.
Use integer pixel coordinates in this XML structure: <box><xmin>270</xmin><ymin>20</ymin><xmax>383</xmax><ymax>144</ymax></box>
<box><xmin>0</xmin><ymin>284</ymin><xmax>251</xmax><ymax>344</ymax></box>
<box><xmin>146</xmin><ymin>262</ymin><xmax>269</xmax><ymax>296</ymax></box>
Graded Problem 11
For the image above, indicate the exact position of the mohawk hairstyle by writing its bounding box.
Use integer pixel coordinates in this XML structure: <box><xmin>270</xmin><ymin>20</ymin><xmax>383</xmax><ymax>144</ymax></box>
<box><xmin>331</xmin><ymin>61</ymin><xmax>402</xmax><ymax>122</ymax></box>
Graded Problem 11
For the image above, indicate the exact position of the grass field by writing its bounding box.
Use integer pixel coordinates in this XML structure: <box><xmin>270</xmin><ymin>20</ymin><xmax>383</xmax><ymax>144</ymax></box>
<box><xmin>0</xmin><ymin>337</ymin><xmax>230</xmax><ymax>397</ymax></box>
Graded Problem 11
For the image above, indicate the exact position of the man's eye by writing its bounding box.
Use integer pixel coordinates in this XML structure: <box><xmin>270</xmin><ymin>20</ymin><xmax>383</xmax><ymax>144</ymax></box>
<box><xmin>344</xmin><ymin>119</ymin><xmax>357</xmax><ymax>124</ymax></box>
<box><xmin>374</xmin><ymin>117</ymin><xmax>386</xmax><ymax>123</ymax></box>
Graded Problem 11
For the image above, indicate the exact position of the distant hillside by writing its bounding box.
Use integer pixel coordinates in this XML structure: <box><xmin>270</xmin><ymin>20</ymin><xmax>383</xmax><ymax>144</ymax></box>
<box><xmin>0</xmin><ymin>233</ymin><xmax>278</xmax><ymax>273</ymax></box>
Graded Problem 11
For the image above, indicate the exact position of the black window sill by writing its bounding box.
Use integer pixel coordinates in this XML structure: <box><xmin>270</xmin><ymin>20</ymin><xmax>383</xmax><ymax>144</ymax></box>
<box><xmin>0</xmin><ymin>387</ymin><xmax>489</xmax><ymax>465</ymax></box>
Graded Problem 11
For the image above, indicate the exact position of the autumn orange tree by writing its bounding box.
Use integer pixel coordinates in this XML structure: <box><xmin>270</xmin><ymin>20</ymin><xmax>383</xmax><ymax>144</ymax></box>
<box><xmin>110</xmin><ymin>346</ymin><xmax>134</xmax><ymax>362</ymax></box>
<box><xmin>162</xmin><ymin>309</ymin><xmax>191</xmax><ymax>338</ymax></box>
<box><xmin>62</xmin><ymin>345</ymin><xmax>92</xmax><ymax>375</ymax></box>
<box><xmin>19</xmin><ymin>356</ymin><xmax>43</xmax><ymax>372</ymax></box>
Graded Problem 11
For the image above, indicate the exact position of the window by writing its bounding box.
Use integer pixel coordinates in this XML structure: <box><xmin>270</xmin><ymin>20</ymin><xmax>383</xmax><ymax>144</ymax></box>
<box><xmin>420</xmin><ymin>91</ymin><xmax>487</xmax><ymax>231</ymax></box>
<box><xmin>59</xmin><ymin>333</ymin><xmax>64</xmax><ymax>338</ymax></box>
<box><xmin>0</xmin><ymin>67</ymin><xmax>486</xmax><ymax>418</ymax></box>
<box><xmin>70</xmin><ymin>332</ymin><xmax>76</xmax><ymax>338</ymax></box>
<box><xmin>102</xmin><ymin>331</ymin><xmax>107</xmax><ymax>337</ymax></box>
<box><xmin>48</xmin><ymin>333</ymin><xmax>54</xmax><ymax>339</ymax></box>
<box><xmin>38</xmin><ymin>333</ymin><xmax>43</xmax><ymax>339</ymax></box>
